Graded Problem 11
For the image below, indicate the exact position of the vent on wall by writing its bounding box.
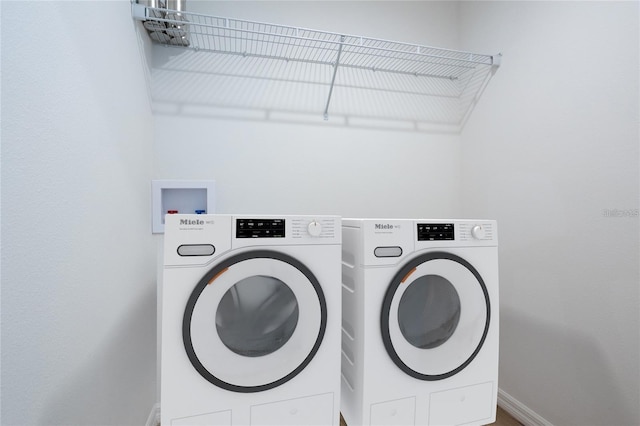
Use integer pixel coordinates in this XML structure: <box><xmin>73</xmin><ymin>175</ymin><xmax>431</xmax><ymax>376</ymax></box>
<box><xmin>132</xmin><ymin>2</ymin><xmax>501</xmax><ymax>132</ymax></box>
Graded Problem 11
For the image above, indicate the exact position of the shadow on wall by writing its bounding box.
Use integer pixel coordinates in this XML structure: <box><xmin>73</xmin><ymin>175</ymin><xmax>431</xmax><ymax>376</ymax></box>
<box><xmin>42</xmin><ymin>283</ymin><xmax>157</xmax><ymax>426</ymax></box>
<box><xmin>500</xmin><ymin>306</ymin><xmax>639</xmax><ymax>426</ymax></box>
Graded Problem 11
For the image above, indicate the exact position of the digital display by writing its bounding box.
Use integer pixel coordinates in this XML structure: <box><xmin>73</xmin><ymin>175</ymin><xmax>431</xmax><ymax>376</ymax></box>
<box><xmin>417</xmin><ymin>223</ymin><xmax>454</xmax><ymax>241</ymax></box>
<box><xmin>236</xmin><ymin>219</ymin><xmax>285</xmax><ymax>238</ymax></box>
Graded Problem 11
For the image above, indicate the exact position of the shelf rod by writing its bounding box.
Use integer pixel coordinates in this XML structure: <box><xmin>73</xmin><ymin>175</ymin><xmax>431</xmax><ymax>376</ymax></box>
<box><xmin>189</xmin><ymin>33</ymin><xmax>479</xmax><ymax>71</ymax></box>
<box><xmin>324</xmin><ymin>35</ymin><xmax>345</xmax><ymax>120</ymax></box>
<box><xmin>167</xmin><ymin>41</ymin><xmax>471</xmax><ymax>81</ymax></box>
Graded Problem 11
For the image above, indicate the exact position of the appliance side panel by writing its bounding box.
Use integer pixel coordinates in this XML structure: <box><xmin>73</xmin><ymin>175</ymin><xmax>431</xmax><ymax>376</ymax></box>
<box><xmin>341</xmin><ymin>222</ymin><xmax>366</xmax><ymax>425</ymax></box>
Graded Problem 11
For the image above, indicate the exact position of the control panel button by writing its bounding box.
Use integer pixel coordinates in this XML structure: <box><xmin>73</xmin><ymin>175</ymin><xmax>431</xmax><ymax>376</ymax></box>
<box><xmin>471</xmin><ymin>225</ymin><xmax>486</xmax><ymax>240</ymax></box>
<box><xmin>307</xmin><ymin>220</ymin><xmax>322</xmax><ymax>237</ymax></box>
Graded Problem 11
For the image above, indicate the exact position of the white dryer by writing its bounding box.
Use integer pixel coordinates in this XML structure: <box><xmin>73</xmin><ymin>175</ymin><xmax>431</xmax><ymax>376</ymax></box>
<box><xmin>161</xmin><ymin>214</ymin><xmax>341</xmax><ymax>426</ymax></box>
<box><xmin>341</xmin><ymin>218</ymin><xmax>499</xmax><ymax>426</ymax></box>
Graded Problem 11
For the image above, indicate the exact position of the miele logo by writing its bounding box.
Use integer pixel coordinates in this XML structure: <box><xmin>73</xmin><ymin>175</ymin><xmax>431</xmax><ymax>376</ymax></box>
<box><xmin>375</xmin><ymin>223</ymin><xmax>399</xmax><ymax>230</ymax></box>
<box><xmin>180</xmin><ymin>219</ymin><xmax>204</xmax><ymax>226</ymax></box>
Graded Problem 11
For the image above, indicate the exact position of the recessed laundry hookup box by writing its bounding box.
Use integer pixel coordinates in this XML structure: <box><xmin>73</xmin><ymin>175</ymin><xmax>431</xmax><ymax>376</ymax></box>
<box><xmin>151</xmin><ymin>180</ymin><xmax>215</xmax><ymax>233</ymax></box>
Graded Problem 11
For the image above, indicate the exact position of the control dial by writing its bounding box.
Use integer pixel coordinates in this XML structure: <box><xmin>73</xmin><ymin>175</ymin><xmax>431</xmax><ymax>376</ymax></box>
<box><xmin>471</xmin><ymin>224</ymin><xmax>486</xmax><ymax>240</ymax></box>
<box><xmin>308</xmin><ymin>220</ymin><xmax>322</xmax><ymax>237</ymax></box>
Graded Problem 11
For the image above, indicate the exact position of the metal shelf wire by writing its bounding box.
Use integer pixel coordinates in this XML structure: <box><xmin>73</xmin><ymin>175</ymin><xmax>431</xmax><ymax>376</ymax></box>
<box><xmin>133</xmin><ymin>3</ymin><xmax>500</xmax><ymax>131</ymax></box>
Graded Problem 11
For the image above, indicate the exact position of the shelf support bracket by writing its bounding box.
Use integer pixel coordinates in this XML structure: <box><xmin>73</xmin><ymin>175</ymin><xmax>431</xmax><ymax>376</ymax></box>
<box><xmin>324</xmin><ymin>35</ymin><xmax>345</xmax><ymax>121</ymax></box>
<box><xmin>131</xmin><ymin>2</ymin><xmax>148</xmax><ymax>20</ymax></box>
<box><xmin>491</xmin><ymin>53</ymin><xmax>502</xmax><ymax>74</ymax></box>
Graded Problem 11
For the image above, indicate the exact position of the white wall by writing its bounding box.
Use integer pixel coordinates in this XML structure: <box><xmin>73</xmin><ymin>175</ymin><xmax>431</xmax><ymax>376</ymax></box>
<box><xmin>154</xmin><ymin>117</ymin><xmax>461</xmax><ymax>217</ymax></box>
<box><xmin>459</xmin><ymin>2</ymin><xmax>639</xmax><ymax>425</ymax></box>
<box><xmin>153</xmin><ymin>1</ymin><xmax>464</xmax><ymax>218</ymax></box>
<box><xmin>1</xmin><ymin>1</ymin><xmax>156</xmax><ymax>425</ymax></box>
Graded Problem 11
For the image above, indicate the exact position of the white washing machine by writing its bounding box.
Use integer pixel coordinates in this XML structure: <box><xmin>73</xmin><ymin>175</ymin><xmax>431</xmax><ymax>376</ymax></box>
<box><xmin>161</xmin><ymin>214</ymin><xmax>341</xmax><ymax>426</ymax></box>
<box><xmin>341</xmin><ymin>218</ymin><xmax>499</xmax><ymax>426</ymax></box>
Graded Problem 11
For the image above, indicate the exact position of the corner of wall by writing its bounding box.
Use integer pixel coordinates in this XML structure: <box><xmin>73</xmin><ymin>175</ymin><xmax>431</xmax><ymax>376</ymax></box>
<box><xmin>146</xmin><ymin>403</ymin><xmax>161</xmax><ymax>426</ymax></box>
<box><xmin>498</xmin><ymin>389</ymin><xmax>553</xmax><ymax>426</ymax></box>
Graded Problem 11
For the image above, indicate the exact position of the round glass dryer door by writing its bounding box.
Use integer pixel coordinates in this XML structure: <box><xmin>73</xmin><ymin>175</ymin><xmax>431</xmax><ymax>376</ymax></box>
<box><xmin>183</xmin><ymin>250</ymin><xmax>327</xmax><ymax>392</ymax></box>
<box><xmin>381</xmin><ymin>252</ymin><xmax>490</xmax><ymax>380</ymax></box>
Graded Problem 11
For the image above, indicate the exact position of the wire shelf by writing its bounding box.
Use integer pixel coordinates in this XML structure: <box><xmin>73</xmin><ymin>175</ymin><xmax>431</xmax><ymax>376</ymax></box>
<box><xmin>134</xmin><ymin>4</ymin><xmax>500</xmax><ymax>131</ymax></box>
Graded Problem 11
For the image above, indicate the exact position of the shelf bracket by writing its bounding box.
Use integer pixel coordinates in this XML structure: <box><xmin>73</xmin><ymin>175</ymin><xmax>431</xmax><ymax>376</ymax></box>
<box><xmin>491</xmin><ymin>53</ymin><xmax>502</xmax><ymax>73</ymax></box>
<box><xmin>131</xmin><ymin>2</ymin><xmax>148</xmax><ymax>20</ymax></box>
<box><xmin>323</xmin><ymin>35</ymin><xmax>345</xmax><ymax>121</ymax></box>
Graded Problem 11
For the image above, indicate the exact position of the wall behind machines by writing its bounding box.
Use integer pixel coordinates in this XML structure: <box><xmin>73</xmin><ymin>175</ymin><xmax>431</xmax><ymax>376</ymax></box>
<box><xmin>1</xmin><ymin>1</ymin><xmax>156</xmax><ymax>425</ymax></box>
<box><xmin>153</xmin><ymin>1</ymin><xmax>464</xmax><ymax>219</ymax></box>
<box><xmin>459</xmin><ymin>2</ymin><xmax>640</xmax><ymax>426</ymax></box>
<box><xmin>154</xmin><ymin>118</ymin><xmax>461</xmax><ymax>217</ymax></box>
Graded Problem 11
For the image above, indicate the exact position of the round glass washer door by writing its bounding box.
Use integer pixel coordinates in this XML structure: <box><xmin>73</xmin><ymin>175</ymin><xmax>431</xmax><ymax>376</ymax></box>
<box><xmin>183</xmin><ymin>250</ymin><xmax>327</xmax><ymax>393</ymax></box>
<box><xmin>381</xmin><ymin>252</ymin><xmax>490</xmax><ymax>380</ymax></box>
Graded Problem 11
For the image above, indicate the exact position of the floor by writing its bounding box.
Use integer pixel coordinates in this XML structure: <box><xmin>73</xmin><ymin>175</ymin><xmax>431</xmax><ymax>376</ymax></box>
<box><xmin>491</xmin><ymin>406</ymin><xmax>523</xmax><ymax>426</ymax></box>
<box><xmin>339</xmin><ymin>406</ymin><xmax>523</xmax><ymax>426</ymax></box>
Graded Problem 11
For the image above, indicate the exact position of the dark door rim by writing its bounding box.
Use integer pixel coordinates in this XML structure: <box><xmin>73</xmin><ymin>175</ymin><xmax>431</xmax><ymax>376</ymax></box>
<box><xmin>183</xmin><ymin>250</ymin><xmax>327</xmax><ymax>393</ymax></box>
<box><xmin>380</xmin><ymin>251</ymin><xmax>490</xmax><ymax>381</ymax></box>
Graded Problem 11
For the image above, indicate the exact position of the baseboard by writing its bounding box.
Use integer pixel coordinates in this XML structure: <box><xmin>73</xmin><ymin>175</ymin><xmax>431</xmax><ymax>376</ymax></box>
<box><xmin>146</xmin><ymin>403</ymin><xmax>160</xmax><ymax>426</ymax></box>
<box><xmin>497</xmin><ymin>389</ymin><xmax>553</xmax><ymax>426</ymax></box>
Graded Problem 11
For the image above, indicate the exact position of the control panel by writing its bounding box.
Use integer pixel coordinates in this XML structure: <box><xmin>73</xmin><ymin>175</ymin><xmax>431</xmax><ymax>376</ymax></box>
<box><xmin>457</xmin><ymin>222</ymin><xmax>496</xmax><ymax>242</ymax></box>
<box><xmin>291</xmin><ymin>217</ymin><xmax>337</xmax><ymax>240</ymax></box>
<box><xmin>236</xmin><ymin>218</ymin><xmax>285</xmax><ymax>238</ymax></box>
<box><xmin>417</xmin><ymin>223</ymin><xmax>455</xmax><ymax>241</ymax></box>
